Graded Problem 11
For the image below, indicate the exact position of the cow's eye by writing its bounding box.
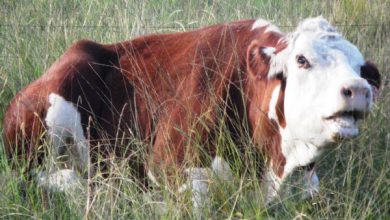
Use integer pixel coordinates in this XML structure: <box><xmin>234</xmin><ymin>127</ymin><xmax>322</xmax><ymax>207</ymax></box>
<box><xmin>296</xmin><ymin>55</ymin><xmax>311</xmax><ymax>69</ymax></box>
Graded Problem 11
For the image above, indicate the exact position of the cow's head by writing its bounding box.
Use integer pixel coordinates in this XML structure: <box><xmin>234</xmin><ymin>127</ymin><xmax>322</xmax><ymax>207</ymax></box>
<box><xmin>250</xmin><ymin>17</ymin><xmax>381</xmax><ymax>147</ymax></box>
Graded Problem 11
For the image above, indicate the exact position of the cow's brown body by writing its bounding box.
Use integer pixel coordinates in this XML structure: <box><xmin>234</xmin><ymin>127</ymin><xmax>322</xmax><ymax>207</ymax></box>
<box><xmin>4</xmin><ymin>19</ymin><xmax>286</xmax><ymax>177</ymax></box>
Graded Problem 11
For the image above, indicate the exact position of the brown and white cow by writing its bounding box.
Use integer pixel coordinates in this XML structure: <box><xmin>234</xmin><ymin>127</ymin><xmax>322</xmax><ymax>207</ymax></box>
<box><xmin>3</xmin><ymin>17</ymin><xmax>381</xmax><ymax>208</ymax></box>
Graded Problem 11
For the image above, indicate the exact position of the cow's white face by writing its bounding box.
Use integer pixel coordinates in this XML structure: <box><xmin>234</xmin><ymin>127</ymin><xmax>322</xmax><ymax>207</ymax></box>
<box><xmin>278</xmin><ymin>17</ymin><xmax>373</xmax><ymax>146</ymax></box>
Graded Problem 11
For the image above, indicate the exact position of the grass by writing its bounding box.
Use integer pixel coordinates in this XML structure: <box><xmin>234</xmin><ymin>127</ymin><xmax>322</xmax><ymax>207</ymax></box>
<box><xmin>0</xmin><ymin>0</ymin><xmax>389</xmax><ymax>219</ymax></box>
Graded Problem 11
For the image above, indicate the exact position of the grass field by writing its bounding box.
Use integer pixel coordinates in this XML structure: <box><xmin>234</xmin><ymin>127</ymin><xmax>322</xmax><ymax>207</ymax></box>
<box><xmin>0</xmin><ymin>0</ymin><xmax>389</xmax><ymax>219</ymax></box>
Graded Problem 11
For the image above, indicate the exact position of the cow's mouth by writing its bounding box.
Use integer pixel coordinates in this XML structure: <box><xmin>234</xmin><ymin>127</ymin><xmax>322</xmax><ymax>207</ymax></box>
<box><xmin>325</xmin><ymin>110</ymin><xmax>366</xmax><ymax>121</ymax></box>
<box><xmin>324</xmin><ymin>110</ymin><xmax>367</xmax><ymax>138</ymax></box>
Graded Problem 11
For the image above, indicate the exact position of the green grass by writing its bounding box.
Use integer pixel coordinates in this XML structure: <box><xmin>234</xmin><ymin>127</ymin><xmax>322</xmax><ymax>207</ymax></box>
<box><xmin>0</xmin><ymin>0</ymin><xmax>389</xmax><ymax>219</ymax></box>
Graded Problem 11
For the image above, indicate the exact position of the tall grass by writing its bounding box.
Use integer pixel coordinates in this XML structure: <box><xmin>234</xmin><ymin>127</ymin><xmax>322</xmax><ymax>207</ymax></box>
<box><xmin>0</xmin><ymin>0</ymin><xmax>389</xmax><ymax>219</ymax></box>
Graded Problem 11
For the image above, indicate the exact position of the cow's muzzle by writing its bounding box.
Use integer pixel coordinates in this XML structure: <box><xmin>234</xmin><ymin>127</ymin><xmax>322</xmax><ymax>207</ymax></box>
<box><xmin>324</xmin><ymin>78</ymin><xmax>372</xmax><ymax>138</ymax></box>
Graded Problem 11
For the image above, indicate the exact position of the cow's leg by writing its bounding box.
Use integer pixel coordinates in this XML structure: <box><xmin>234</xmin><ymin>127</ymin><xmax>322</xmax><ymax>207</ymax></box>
<box><xmin>263</xmin><ymin>168</ymin><xmax>283</xmax><ymax>204</ymax></box>
<box><xmin>150</xmin><ymin>156</ymin><xmax>234</xmax><ymax>218</ymax></box>
<box><xmin>185</xmin><ymin>167</ymin><xmax>211</xmax><ymax>219</ymax></box>
<box><xmin>183</xmin><ymin>156</ymin><xmax>233</xmax><ymax>219</ymax></box>
<box><xmin>211</xmin><ymin>156</ymin><xmax>233</xmax><ymax>181</ymax></box>
<box><xmin>302</xmin><ymin>163</ymin><xmax>319</xmax><ymax>198</ymax></box>
<box><xmin>147</xmin><ymin>166</ymin><xmax>211</xmax><ymax>219</ymax></box>
<box><xmin>72</xmin><ymin>127</ymin><xmax>89</xmax><ymax>175</ymax></box>
<box><xmin>149</xmin><ymin>100</ymin><xmax>212</xmax><ymax>183</ymax></box>
<box><xmin>149</xmin><ymin>73</ymin><xmax>222</xmax><ymax>216</ymax></box>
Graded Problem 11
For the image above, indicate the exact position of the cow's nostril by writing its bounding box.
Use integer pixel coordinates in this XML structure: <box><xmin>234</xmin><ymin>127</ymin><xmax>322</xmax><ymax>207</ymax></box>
<box><xmin>342</xmin><ymin>88</ymin><xmax>353</xmax><ymax>98</ymax></box>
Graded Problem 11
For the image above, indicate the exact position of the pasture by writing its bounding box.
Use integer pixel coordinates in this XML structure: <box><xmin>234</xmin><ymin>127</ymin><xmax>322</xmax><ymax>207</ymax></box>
<box><xmin>0</xmin><ymin>0</ymin><xmax>389</xmax><ymax>219</ymax></box>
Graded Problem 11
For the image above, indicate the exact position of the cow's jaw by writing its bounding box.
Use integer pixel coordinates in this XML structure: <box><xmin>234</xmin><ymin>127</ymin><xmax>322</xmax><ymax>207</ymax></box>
<box><xmin>323</xmin><ymin>109</ymin><xmax>367</xmax><ymax>138</ymax></box>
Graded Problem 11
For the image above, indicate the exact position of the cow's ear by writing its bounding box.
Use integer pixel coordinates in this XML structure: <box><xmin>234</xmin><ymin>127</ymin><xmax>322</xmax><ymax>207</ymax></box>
<box><xmin>246</xmin><ymin>40</ymin><xmax>273</xmax><ymax>79</ymax></box>
<box><xmin>361</xmin><ymin>61</ymin><xmax>381</xmax><ymax>98</ymax></box>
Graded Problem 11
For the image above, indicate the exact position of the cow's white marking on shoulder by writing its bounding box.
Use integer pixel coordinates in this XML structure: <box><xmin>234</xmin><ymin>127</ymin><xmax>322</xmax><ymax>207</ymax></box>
<box><xmin>252</xmin><ymin>18</ymin><xmax>281</xmax><ymax>33</ymax></box>
<box><xmin>45</xmin><ymin>93</ymin><xmax>89</xmax><ymax>174</ymax></box>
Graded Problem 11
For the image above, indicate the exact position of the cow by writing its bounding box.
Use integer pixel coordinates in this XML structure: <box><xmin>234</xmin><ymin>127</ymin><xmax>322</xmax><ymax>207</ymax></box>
<box><xmin>2</xmin><ymin>16</ymin><xmax>381</xmax><ymax>213</ymax></box>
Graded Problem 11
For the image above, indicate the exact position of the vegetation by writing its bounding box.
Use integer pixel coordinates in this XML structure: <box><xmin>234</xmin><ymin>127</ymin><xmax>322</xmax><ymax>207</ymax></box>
<box><xmin>0</xmin><ymin>0</ymin><xmax>389</xmax><ymax>219</ymax></box>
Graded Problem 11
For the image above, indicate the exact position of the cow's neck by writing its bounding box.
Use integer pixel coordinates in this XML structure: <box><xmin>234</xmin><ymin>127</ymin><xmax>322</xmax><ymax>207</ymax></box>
<box><xmin>245</xmin><ymin>75</ymin><xmax>284</xmax><ymax>177</ymax></box>
<box><xmin>279</xmin><ymin>128</ymin><xmax>323</xmax><ymax>176</ymax></box>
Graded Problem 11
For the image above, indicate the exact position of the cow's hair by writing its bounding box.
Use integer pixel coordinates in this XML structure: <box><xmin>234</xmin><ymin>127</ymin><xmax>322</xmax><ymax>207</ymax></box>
<box><xmin>296</xmin><ymin>16</ymin><xmax>338</xmax><ymax>35</ymax></box>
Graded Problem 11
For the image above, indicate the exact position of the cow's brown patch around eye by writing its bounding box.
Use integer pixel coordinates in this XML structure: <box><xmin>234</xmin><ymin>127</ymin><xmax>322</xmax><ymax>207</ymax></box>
<box><xmin>296</xmin><ymin>55</ymin><xmax>311</xmax><ymax>69</ymax></box>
